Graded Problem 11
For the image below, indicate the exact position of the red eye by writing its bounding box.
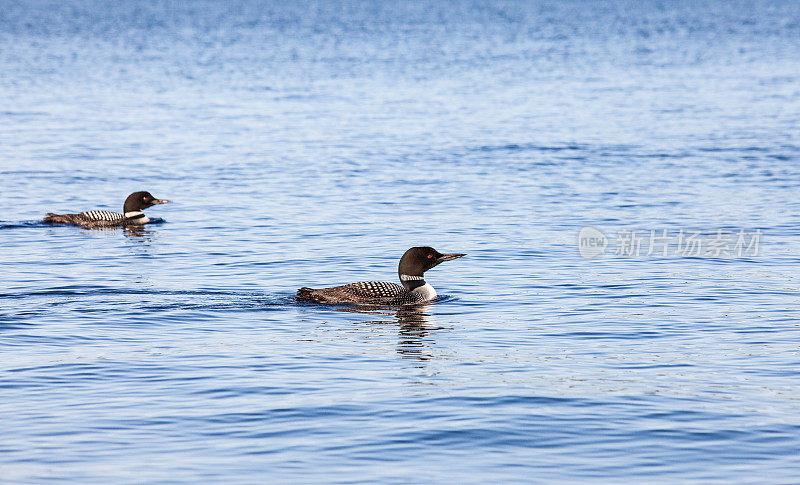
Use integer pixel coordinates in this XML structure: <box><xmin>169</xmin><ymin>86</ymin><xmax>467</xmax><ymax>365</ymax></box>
<box><xmin>427</xmin><ymin>254</ymin><xmax>433</xmax><ymax>259</ymax></box>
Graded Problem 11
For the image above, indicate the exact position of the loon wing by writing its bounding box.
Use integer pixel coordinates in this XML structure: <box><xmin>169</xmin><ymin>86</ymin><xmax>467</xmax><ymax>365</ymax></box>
<box><xmin>296</xmin><ymin>281</ymin><xmax>407</xmax><ymax>305</ymax></box>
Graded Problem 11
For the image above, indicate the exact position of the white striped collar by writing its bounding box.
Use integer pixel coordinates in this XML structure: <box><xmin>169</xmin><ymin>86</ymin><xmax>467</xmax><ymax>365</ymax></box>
<box><xmin>400</xmin><ymin>274</ymin><xmax>425</xmax><ymax>281</ymax></box>
<box><xmin>125</xmin><ymin>211</ymin><xmax>146</xmax><ymax>220</ymax></box>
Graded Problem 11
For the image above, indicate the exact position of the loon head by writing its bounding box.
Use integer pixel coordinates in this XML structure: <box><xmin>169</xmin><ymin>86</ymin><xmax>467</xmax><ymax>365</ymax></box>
<box><xmin>123</xmin><ymin>191</ymin><xmax>171</xmax><ymax>214</ymax></box>
<box><xmin>397</xmin><ymin>246</ymin><xmax>465</xmax><ymax>290</ymax></box>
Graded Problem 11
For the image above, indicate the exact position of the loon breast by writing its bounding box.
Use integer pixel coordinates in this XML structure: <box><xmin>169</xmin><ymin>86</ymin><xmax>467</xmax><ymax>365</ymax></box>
<box><xmin>411</xmin><ymin>283</ymin><xmax>437</xmax><ymax>301</ymax></box>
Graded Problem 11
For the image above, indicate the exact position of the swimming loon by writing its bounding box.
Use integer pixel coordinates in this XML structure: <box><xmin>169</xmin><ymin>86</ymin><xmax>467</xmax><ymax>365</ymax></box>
<box><xmin>295</xmin><ymin>246</ymin><xmax>466</xmax><ymax>306</ymax></box>
<box><xmin>43</xmin><ymin>191</ymin><xmax>171</xmax><ymax>228</ymax></box>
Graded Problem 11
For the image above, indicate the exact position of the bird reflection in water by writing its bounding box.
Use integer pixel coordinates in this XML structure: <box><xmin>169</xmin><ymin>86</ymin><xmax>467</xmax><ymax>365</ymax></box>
<box><xmin>122</xmin><ymin>225</ymin><xmax>160</xmax><ymax>260</ymax></box>
<box><xmin>334</xmin><ymin>304</ymin><xmax>441</xmax><ymax>361</ymax></box>
<box><xmin>123</xmin><ymin>225</ymin><xmax>155</xmax><ymax>240</ymax></box>
<box><xmin>395</xmin><ymin>306</ymin><xmax>439</xmax><ymax>361</ymax></box>
<box><xmin>63</xmin><ymin>220</ymin><xmax>163</xmax><ymax>240</ymax></box>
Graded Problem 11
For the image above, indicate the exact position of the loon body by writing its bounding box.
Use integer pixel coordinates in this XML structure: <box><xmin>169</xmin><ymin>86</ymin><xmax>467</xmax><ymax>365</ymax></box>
<box><xmin>296</xmin><ymin>246</ymin><xmax>465</xmax><ymax>306</ymax></box>
<box><xmin>43</xmin><ymin>191</ymin><xmax>171</xmax><ymax>228</ymax></box>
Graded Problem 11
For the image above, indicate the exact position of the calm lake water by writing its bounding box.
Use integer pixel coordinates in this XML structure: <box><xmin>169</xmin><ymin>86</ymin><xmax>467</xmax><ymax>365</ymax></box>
<box><xmin>2</xmin><ymin>0</ymin><xmax>800</xmax><ymax>482</ymax></box>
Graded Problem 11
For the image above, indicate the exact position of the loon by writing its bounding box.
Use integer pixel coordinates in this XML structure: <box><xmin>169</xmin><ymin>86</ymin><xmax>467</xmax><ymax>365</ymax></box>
<box><xmin>43</xmin><ymin>191</ymin><xmax>171</xmax><ymax>228</ymax></box>
<box><xmin>296</xmin><ymin>246</ymin><xmax>466</xmax><ymax>306</ymax></box>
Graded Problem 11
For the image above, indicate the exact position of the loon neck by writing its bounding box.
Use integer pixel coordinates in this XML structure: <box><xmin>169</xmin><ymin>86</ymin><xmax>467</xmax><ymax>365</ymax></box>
<box><xmin>125</xmin><ymin>211</ymin><xmax>147</xmax><ymax>221</ymax></box>
<box><xmin>400</xmin><ymin>274</ymin><xmax>426</xmax><ymax>291</ymax></box>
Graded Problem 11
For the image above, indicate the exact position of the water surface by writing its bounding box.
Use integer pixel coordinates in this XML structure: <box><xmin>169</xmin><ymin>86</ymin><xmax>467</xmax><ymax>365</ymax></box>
<box><xmin>2</xmin><ymin>1</ymin><xmax>800</xmax><ymax>482</ymax></box>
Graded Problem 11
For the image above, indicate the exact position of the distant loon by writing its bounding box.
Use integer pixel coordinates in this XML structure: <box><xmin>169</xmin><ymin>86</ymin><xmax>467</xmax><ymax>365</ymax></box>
<box><xmin>295</xmin><ymin>246</ymin><xmax>466</xmax><ymax>306</ymax></box>
<box><xmin>43</xmin><ymin>191</ymin><xmax>171</xmax><ymax>228</ymax></box>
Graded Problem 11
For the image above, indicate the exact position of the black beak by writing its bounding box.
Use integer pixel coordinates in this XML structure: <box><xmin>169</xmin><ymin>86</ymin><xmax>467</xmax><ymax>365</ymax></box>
<box><xmin>150</xmin><ymin>199</ymin><xmax>171</xmax><ymax>205</ymax></box>
<box><xmin>436</xmin><ymin>252</ymin><xmax>466</xmax><ymax>263</ymax></box>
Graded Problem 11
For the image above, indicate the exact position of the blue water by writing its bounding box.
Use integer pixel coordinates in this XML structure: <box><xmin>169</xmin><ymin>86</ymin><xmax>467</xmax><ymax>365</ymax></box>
<box><xmin>2</xmin><ymin>1</ymin><xmax>800</xmax><ymax>482</ymax></box>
